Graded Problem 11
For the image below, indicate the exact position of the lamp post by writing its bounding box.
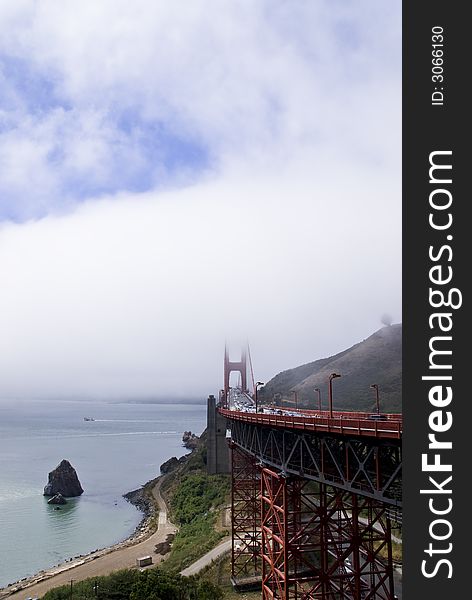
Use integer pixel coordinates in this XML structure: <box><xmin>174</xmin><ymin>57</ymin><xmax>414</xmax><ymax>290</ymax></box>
<box><xmin>314</xmin><ymin>388</ymin><xmax>321</xmax><ymax>411</ymax></box>
<box><xmin>292</xmin><ymin>391</ymin><xmax>298</xmax><ymax>410</ymax></box>
<box><xmin>328</xmin><ymin>373</ymin><xmax>341</xmax><ymax>418</ymax></box>
<box><xmin>255</xmin><ymin>381</ymin><xmax>264</xmax><ymax>413</ymax></box>
<box><xmin>370</xmin><ymin>383</ymin><xmax>380</xmax><ymax>414</ymax></box>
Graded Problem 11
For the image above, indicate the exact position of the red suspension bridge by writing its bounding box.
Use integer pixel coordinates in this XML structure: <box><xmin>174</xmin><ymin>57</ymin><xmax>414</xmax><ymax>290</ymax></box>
<box><xmin>207</xmin><ymin>347</ymin><xmax>402</xmax><ymax>599</ymax></box>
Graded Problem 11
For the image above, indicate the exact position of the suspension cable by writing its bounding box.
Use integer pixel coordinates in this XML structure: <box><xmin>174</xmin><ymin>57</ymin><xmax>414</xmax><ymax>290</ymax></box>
<box><xmin>247</xmin><ymin>341</ymin><xmax>256</xmax><ymax>395</ymax></box>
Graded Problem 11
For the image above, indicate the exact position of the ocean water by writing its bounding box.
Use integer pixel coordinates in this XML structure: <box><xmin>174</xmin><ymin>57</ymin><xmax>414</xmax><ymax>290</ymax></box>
<box><xmin>0</xmin><ymin>399</ymin><xmax>206</xmax><ymax>588</ymax></box>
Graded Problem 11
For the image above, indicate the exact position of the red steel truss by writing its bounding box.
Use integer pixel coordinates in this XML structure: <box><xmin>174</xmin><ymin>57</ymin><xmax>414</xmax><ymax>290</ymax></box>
<box><xmin>227</xmin><ymin>419</ymin><xmax>402</xmax><ymax>508</ymax></box>
<box><xmin>258</xmin><ymin>464</ymin><xmax>396</xmax><ymax>599</ymax></box>
<box><xmin>231</xmin><ymin>443</ymin><xmax>262</xmax><ymax>584</ymax></box>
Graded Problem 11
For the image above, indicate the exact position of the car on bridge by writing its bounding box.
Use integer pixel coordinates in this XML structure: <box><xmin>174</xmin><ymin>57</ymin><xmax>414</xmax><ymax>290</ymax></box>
<box><xmin>368</xmin><ymin>414</ymin><xmax>388</xmax><ymax>421</ymax></box>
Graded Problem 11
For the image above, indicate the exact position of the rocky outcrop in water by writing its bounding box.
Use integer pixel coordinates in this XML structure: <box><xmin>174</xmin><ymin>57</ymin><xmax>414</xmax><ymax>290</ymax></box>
<box><xmin>43</xmin><ymin>459</ymin><xmax>84</xmax><ymax>497</ymax></box>
<box><xmin>182</xmin><ymin>431</ymin><xmax>199</xmax><ymax>449</ymax></box>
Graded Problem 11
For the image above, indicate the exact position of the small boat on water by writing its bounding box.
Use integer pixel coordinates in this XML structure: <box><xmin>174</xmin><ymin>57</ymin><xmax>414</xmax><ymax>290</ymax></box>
<box><xmin>84</xmin><ymin>417</ymin><xmax>95</xmax><ymax>421</ymax></box>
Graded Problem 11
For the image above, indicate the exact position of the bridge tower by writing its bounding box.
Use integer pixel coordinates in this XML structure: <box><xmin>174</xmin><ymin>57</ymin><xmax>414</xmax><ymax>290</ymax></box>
<box><xmin>224</xmin><ymin>345</ymin><xmax>248</xmax><ymax>404</ymax></box>
<box><xmin>207</xmin><ymin>346</ymin><xmax>251</xmax><ymax>475</ymax></box>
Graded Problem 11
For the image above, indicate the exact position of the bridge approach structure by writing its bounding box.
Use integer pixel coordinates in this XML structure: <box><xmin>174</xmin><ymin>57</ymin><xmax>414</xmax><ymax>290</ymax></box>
<box><xmin>209</xmin><ymin>351</ymin><xmax>402</xmax><ymax>599</ymax></box>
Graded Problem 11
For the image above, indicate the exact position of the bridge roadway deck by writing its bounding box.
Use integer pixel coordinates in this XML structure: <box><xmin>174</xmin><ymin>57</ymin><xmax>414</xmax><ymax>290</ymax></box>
<box><xmin>219</xmin><ymin>408</ymin><xmax>402</xmax><ymax>440</ymax></box>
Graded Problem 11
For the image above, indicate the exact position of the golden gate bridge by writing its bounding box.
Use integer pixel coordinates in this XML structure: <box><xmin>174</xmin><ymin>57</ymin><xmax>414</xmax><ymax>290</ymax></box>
<box><xmin>207</xmin><ymin>346</ymin><xmax>402</xmax><ymax>599</ymax></box>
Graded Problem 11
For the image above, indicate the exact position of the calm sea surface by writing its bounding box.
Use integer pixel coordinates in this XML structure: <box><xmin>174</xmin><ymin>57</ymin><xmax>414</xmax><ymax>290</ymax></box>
<box><xmin>0</xmin><ymin>399</ymin><xmax>206</xmax><ymax>588</ymax></box>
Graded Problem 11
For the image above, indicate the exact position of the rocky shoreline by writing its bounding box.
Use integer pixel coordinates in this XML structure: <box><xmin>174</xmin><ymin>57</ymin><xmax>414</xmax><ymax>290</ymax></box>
<box><xmin>123</xmin><ymin>476</ymin><xmax>160</xmax><ymax>536</ymax></box>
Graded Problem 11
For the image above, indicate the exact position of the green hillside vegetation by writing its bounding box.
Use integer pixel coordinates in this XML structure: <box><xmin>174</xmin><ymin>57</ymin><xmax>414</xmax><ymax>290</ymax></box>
<box><xmin>259</xmin><ymin>324</ymin><xmax>402</xmax><ymax>413</ymax></box>
<box><xmin>160</xmin><ymin>437</ymin><xmax>230</xmax><ymax>573</ymax></box>
<box><xmin>198</xmin><ymin>555</ymin><xmax>262</xmax><ymax>600</ymax></box>
<box><xmin>41</xmin><ymin>568</ymin><xmax>223</xmax><ymax>599</ymax></box>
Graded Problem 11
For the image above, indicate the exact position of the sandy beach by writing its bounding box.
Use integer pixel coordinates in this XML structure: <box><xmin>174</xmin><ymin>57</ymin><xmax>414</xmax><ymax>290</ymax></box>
<box><xmin>0</xmin><ymin>476</ymin><xmax>176</xmax><ymax>599</ymax></box>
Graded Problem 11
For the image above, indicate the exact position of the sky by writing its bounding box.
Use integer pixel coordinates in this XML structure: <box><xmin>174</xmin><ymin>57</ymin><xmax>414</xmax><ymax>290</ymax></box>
<box><xmin>0</xmin><ymin>1</ymin><xmax>401</xmax><ymax>400</ymax></box>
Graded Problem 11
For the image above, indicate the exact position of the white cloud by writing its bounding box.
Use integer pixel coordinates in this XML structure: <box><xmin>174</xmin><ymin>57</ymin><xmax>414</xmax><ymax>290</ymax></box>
<box><xmin>0</xmin><ymin>153</ymin><xmax>400</xmax><ymax>398</ymax></box>
<box><xmin>0</xmin><ymin>1</ymin><xmax>401</xmax><ymax>398</ymax></box>
<box><xmin>1</xmin><ymin>1</ymin><xmax>400</xmax><ymax>210</ymax></box>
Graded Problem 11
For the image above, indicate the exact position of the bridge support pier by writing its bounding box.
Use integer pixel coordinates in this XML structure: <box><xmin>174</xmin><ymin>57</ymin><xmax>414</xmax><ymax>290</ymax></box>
<box><xmin>207</xmin><ymin>395</ymin><xmax>230</xmax><ymax>474</ymax></box>
<box><xmin>257</xmin><ymin>466</ymin><xmax>396</xmax><ymax>599</ymax></box>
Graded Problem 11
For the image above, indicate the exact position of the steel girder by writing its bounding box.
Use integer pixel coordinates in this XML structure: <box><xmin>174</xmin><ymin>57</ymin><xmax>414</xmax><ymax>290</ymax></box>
<box><xmin>229</xmin><ymin>421</ymin><xmax>402</xmax><ymax>511</ymax></box>
<box><xmin>231</xmin><ymin>443</ymin><xmax>262</xmax><ymax>583</ymax></box>
<box><xmin>261</xmin><ymin>467</ymin><xmax>288</xmax><ymax>598</ymax></box>
<box><xmin>260</xmin><ymin>469</ymin><xmax>396</xmax><ymax>599</ymax></box>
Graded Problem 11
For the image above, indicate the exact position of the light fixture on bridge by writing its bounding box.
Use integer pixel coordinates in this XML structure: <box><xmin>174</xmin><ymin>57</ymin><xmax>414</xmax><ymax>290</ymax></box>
<box><xmin>314</xmin><ymin>388</ymin><xmax>321</xmax><ymax>411</ymax></box>
<box><xmin>255</xmin><ymin>381</ymin><xmax>264</xmax><ymax>413</ymax></box>
<box><xmin>370</xmin><ymin>383</ymin><xmax>380</xmax><ymax>414</ymax></box>
<box><xmin>328</xmin><ymin>373</ymin><xmax>341</xmax><ymax>418</ymax></box>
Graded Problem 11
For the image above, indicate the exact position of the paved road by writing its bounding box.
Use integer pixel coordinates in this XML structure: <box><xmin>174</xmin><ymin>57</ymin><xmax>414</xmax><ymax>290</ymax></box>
<box><xmin>1</xmin><ymin>478</ymin><xmax>176</xmax><ymax>599</ymax></box>
<box><xmin>180</xmin><ymin>539</ymin><xmax>231</xmax><ymax>577</ymax></box>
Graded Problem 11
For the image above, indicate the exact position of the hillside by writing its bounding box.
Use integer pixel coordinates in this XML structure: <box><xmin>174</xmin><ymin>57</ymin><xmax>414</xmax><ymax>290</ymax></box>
<box><xmin>258</xmin><ymin>324</ymin><xmax>402</xmax><ymax>413</ymax></box>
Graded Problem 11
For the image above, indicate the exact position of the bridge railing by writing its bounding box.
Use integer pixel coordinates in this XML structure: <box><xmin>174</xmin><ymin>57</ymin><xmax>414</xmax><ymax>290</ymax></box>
<box><xmin>219</xmin><ymin>408</ymin><xmax>402</xmax><ymax>440</ymax></box>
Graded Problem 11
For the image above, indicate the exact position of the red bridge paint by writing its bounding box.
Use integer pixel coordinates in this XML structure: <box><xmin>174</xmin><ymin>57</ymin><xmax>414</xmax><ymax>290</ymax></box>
<box><xmin>219</xmin><ymin>408</ymin><xmax>402</xmax><ymax>440</ymax></box>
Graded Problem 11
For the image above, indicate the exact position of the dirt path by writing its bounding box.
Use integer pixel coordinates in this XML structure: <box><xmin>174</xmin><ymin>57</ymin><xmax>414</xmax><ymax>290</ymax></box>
<box><xmin>1</xmin><ymin>478</ymin><xmax>176</xmax><ymax>599</ymax></box>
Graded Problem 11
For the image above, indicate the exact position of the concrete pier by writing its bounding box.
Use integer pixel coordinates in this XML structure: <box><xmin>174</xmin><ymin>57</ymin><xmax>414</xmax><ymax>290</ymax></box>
<box><xmin>206</xmin><ymin>394</ymin><xmax>230</xmax><ymax>474</ymax></box>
